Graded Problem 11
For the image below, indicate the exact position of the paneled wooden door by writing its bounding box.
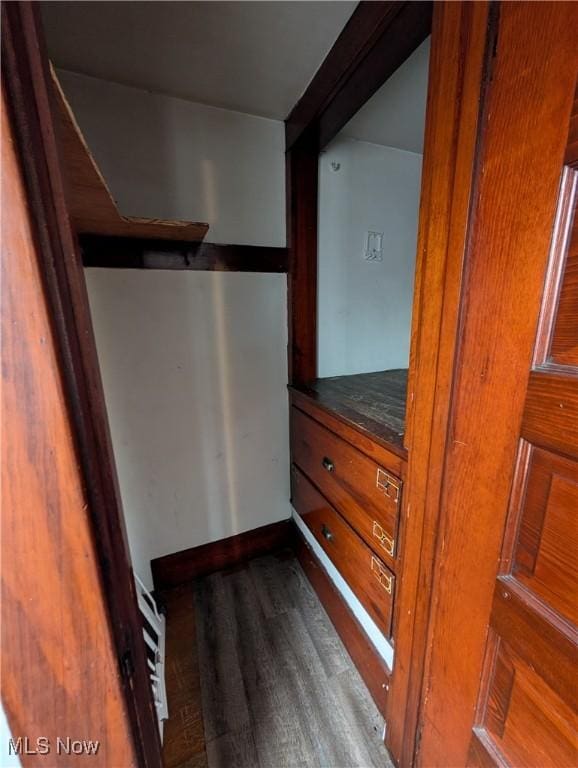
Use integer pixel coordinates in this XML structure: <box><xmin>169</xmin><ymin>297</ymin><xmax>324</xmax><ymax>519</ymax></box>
<box><xmin>413</xmin><ymin>3</ymin><xmax>578</xmax><ymax>767</ymax></box>
<box><xmin>468</xmin><ymin>87</ymin><xmax>578</xmax><ymax>768</ymax></box>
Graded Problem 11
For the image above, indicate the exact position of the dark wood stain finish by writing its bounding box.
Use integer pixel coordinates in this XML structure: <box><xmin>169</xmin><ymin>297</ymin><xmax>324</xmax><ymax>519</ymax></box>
<box><xmin>285</xmin><ymin>1</ymin><xmax>432</xmax><ymax>152</ymax></box>
<box><xmin>292</xmin><ymin>467</ymin><xmax>395</xmax><ymax>638</ymax></box>
<box><xmin>292</xmin><ymin>370</ymin><xmax>408</xmax><ymax>453</ymax></box>
<box><xmin>161</xmin><ymin>587</ymin><xmax>207</xmax><ymax>768</ymax></box>
<box><xmin>291</xmin><ymin>407</ymin><xmax>402</xmax><ymax>566</ymax></box>
<box><xmin>416</xmin><ymin>3</ymin><xmax>578</xmax><ymax>766</ymax></box>
<box><xmin>2</xmin><ymin>4</ymin><xmax>161</xmax><ymax>765</ymax></box>
<box><xmin>391</xmin><ymin>4</ymin><xmax>493</xmax><ymax>764</ymax></box>
<box><xmin>286</xmin><ymin>137</ymin><xmax>318</xmax><ymax>385</ymax></box>
<box><xmin>290</xmin><ymin>388</ymin><xmax>406</xmax><ymax>473</ymax></box>
<box><xmin>152</xmin><ymin>520</ymin><xmax>294</xmax><ymax>590</ymax></box>
<box><xmin>317</xmin><ymin>2</ymin><xmax>432</xmax><ymax>152</ymax></box>
<box><xmin>564</xmin><ymin>82</ymin><xmax>578</xmax><ymax>169</ymax></box>
<box><xmin>286</xmin><ymin>1</ymin><xmax>432</xmax><ymax>387</ymax></box>
<box><xmin>81</xmin><ymin>236</ymin><xmax>289</xmax><ymax>274</ymax></box>
<box><xmin>285</xmin><ymin>3</ymin><xmax>440</xmax><ymax>764</ymax></box>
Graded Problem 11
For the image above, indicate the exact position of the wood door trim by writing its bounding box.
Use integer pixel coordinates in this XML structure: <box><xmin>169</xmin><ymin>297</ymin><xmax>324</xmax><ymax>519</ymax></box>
<box><xmin>415</xmin><ymin>3</ymin><xmax>578</xmax><ymax>765</ymax></box>
<box><xmin>285</xmin><ymin>2</ymin><xmax>433</xmax><ymax>387</ymax></box>
<box><xmin>1</xmin><ymin>4</ymin><xmax>162</xmax><ymax>764</ymax></box>
<box><xmin>285</xmin><ymin>1</ymin><xmax>432</xmax><ymax>152</ymax></box>
<box><xmin>2</xmin><ymin>89</ymin><xmax>137</xmax><ymax>768</ymax></box>
<box><xmin>286</xmin><ymin>3</ymin><xmax>493</xmax><ymax>764</ymax></box>
<box><xmin>387</xmin><ymin>3</ymin><xmax>495</xmax><ymax>764</ymax></box>
<box><xmin>286</xmin><ymin>135</ymin><xmax>319</xmax><ymax>385</ymax></box>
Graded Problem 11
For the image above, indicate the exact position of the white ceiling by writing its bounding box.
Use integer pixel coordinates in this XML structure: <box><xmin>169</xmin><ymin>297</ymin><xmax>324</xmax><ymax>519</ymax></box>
<box><xmin>40</xmin><ymin>1</ymin><xmax>357</xmax><ymax>121</ymax></box>
<box><xmin>342</xmin><ymin>37</ymin><xmax>430</xmax><ymax>154</ymax></box>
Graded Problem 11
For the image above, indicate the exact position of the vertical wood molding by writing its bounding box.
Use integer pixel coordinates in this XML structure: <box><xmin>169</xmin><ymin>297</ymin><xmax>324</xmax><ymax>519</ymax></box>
<box><xmin>286</xmin><ymin>135</ymin><xmax>319</xmax><ymax>385</ymax></box>
<box><xmin>387</xmin><ymin>3</ymin><xmax>493</xmax><ymax>765</ymax></box>
<box><xmin>1</xmin><ymin>4</ymin><xmax>162</xmax><ymax>765</ymax></box>
<box><xmin>415</xmin><ymin>3</ymin><xmax>578</xmax><ymax>765</ymax></box>
<box><xmin>2</xmin><ymin>87</ymin><xmax>136</xmax><ymax>766</ymax></box>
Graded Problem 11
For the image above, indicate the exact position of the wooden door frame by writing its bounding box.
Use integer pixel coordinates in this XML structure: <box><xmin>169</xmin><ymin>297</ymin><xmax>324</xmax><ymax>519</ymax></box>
<box><xmin>286</xmin><ymin>0</ymin><xmax>433</xmax><ymax>386</ymax></box>
<box><xmin>1</xmin><ymin>5</ymin><xmax>162</xmax><ymax>765</ymax></box>
<box><xmin>284</xmin><ymin>2</ymin><xmax>494</xmax><ymax>765</ymax></box>
<box><xmin>413</xmin><ymin>4</ymin><xmax>578</xmax><ymax>766</ymax></box>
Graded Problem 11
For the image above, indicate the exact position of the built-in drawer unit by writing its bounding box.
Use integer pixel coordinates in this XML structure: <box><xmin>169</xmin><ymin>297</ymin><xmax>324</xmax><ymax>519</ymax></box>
<box><xmin>291</xmin><ymin>406</ymin><xmax>402</xmax><ymax>567</ymax></box>
<box><xmin>291</xmin><ymin>465</ymin><xmax>395</xmax><ymax>638</ymax></box>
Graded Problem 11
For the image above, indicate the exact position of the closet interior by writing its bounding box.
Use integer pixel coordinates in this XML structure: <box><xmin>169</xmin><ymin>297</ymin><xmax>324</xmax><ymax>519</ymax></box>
<box><xmin>302</xmin><ymin>37</ymin><xmax>429</xmax><ymax>449</ymax></box>
<box><xmin>4</xmin><ymin>2</ymin><xmax>577</xmax><ymax>768</ymax></box>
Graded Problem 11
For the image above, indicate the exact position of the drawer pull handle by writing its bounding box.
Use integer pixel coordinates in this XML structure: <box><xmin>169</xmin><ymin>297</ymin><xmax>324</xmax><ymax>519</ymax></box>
<box><xmin>321</xmin><ymin>524</ymin><xmax>334</xmax><ymax>541</ymax></box>
<box><xmin>376</xmin><ymin>468</ymin><xmax>401</xmax><ymax>503</ymax></box>
<box><xmin>371</xmin><ymin>557</ymin><xmax>393</xmax><ymax>594</ymax></box>
<box><xmin>322</xmin><ymin>456</ymin><xmax>335</xmax><ymax>472</ymax></box>
<box><xmin>372</xmin><ymin>521</ymin><xmax>395</xmax><ymax>558</ymax></box>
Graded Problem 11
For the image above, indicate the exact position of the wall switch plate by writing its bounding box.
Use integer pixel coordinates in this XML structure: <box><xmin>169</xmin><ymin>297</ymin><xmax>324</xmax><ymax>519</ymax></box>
<box><xmin>365</xmin><ymin>231</ymin><xmax>383</xmax><ymax>261</ymax></box>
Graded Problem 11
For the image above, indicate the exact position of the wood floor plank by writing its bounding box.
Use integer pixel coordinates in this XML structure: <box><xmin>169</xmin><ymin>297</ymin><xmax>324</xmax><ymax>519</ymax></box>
<box><xmin>282</xmin><ymin>555</ymin><xmax>352</xmax><ymax>679</ymax></box>
<box><xmin>248</xmin><ymin>550</ymin><xmax>299</xmax><ymax>618</ymax></box>
<box><xmin>228</xmin><ymin>567</ymin><xmax>315</xmax><ymax>768</ymax></box>
<box><xmin>194</xmin><ymin>572</ymin><xmax>251</xmax><ymax>741</ymax></box>
<box><xmin>270</xmin><ymin>608</ymin><xmax>370</xmax><ymax>767</ymax></box>
<box><xmin>205</xmin><ymin>725</ymin><xmax>261</xmax><ymax>768</ymax></box>
<box><xmin>162</xmin><ymin>585</ymin><xmax>207</xmax><ymax>768</ymax></box>
<box><xmin>196</xmin><ymin>551</ymin><xmax>393</xmax><ymax>768</ymax></box>
<box><xmin>327</xmin><ymin>668</ymin><xmax>388</xmax><ymax>767</ymax></box>
<box><xmin>272</xmin><ymin>607</ymin><xmax>387</xmax><ymax>768</ymax></box>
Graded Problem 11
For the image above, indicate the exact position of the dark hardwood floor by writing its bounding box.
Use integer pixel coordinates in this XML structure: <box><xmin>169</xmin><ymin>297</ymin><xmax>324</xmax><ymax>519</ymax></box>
<box><xmin>194</xmin><ymin>550</ymin><xmax>392</xmax><ymax>768</ymax></box>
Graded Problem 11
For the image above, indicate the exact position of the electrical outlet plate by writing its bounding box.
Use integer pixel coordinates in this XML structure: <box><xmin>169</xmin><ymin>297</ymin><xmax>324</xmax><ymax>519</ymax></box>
<box><xmin>365</xmin><ymin>231</ymin><xmax>383</xmax><ymax>261</ymax></box>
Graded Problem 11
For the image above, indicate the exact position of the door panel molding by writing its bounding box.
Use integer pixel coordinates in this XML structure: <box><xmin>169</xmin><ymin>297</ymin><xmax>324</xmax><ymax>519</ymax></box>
<box><xmin>415</xmin><ymin>3</ymin><xmax>578</xmax><ymax>765</ymax></box>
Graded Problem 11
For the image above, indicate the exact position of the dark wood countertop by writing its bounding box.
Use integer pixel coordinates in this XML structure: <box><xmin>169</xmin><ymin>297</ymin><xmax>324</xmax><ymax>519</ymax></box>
<box><xmin>290</xmin><ymin>369</ymin><xmax>408</xmax><ymax>455</ymax></box>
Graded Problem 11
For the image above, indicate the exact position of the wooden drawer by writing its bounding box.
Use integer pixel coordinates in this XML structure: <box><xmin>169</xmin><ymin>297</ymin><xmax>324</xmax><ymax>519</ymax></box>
<box><xmin>292</xmin><ymin>464</ymin><xmax>395</xmax><ymax>639</ymax></box>
<box><xmin>291</xmin><ymin>406</ymin><xmax>401</xmax><ymax>567</ymax></box>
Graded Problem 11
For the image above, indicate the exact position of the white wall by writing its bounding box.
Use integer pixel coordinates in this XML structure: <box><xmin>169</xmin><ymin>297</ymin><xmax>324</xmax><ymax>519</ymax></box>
<box><xmin>58</xmin><ymin>71</ymin><xmax>290</xmax><ymax>588</ymax></box>
<box><xmin>317</xmin><ymin>137</ymin><xmax>422</xmax><ymax>378</ymax></box>
<box><xmin>87</xmin><ymin>270</ymin><xmax>289</xmax><ymax>589</ymax></box>
<box><xmin>57</xmin><ymin>69</ymin><xmax>285</xmax><ymax>246</ymax></box>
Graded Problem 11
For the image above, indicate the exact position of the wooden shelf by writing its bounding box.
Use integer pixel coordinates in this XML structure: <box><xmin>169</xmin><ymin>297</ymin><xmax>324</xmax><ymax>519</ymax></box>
<box><xmin>290</xmin><ymin>369</ymin><xmax>408</xmax><ymax>454</ymax></box>
<box><xmin>51</xmin><ymin>65</ymin><xmax>209</xmax><ymax>242</ymax></box>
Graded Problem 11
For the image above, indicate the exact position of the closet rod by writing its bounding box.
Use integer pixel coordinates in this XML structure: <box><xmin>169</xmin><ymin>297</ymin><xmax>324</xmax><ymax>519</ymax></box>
<box><xmin>80</xmin><ymin>236</ymin><xmax>289</xmax><ymax>273</ymax></box>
